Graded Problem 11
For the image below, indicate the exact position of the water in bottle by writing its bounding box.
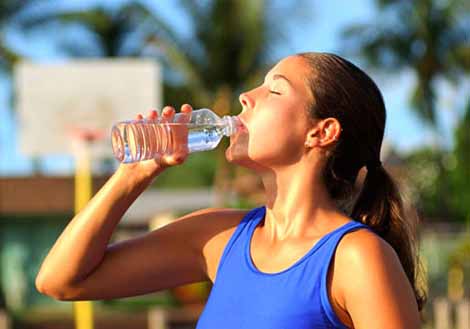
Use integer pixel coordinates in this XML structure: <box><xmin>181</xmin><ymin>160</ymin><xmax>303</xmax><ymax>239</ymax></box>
<box><xmin>111</xmin><ymin>108</ymin><xmax>242</xmax><ymax>163</ymax></box>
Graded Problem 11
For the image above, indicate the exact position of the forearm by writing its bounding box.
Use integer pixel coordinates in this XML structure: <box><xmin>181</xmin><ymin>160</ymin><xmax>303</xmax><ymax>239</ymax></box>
<box><xmin>36</xmin><ymin>166</ymin><xmax>160</xmax><ymax>292</ymax></box>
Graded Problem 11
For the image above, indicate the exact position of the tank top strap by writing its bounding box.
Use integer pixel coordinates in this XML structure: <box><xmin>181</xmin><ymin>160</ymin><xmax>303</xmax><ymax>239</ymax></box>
<box><xmin>319</xmin><ymin>220</ymin><xmax>374</xmax><ymax>328</ymax></box>
<box><xmin>196</xmin><ymin>207</ymin><xmax>376</xmax><ymax>329</ymax></box>
<box><xmin>215</xmin><ymin>206</ymin><xmax>265</xmax><ymax>279</ymax></box>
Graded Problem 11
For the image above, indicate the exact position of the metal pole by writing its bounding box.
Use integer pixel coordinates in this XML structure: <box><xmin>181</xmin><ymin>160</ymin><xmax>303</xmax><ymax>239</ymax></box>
<box><xmin>73</xmin><ymin>139</ymin><xmax>94</xmax><ymax>329</ymax></box>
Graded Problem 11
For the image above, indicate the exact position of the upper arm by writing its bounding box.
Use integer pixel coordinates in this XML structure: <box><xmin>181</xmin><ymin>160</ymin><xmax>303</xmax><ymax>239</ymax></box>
<box><xmin>337</xmin><ymin>230</ymin><xmax>421</xmax><ymax>329</ymax></box>
<box><xmin>59</xmin><ymin>207</ymin><xmax>237</xmax><ymax>301</ymax></box>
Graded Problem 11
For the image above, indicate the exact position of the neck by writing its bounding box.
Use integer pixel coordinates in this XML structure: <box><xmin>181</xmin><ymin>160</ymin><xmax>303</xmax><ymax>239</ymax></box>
<box><xmin>258</xmin><ymin>162</ymin><xmax>346</xmax><ymax>241</ymax></box>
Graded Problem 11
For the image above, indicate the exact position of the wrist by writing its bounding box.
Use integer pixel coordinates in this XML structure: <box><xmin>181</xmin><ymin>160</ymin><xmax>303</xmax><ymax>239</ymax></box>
<box><xmin>114</xmin><ymin>164</ymin><xmax>164</xmax><ymax>190</ymax></box>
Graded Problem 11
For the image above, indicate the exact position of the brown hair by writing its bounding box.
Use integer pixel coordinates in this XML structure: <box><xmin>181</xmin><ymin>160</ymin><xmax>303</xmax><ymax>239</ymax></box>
<box><xmin>298</xmin><ymin>52</ymin><xmax>427</xmax><ymax>312</ymax></box>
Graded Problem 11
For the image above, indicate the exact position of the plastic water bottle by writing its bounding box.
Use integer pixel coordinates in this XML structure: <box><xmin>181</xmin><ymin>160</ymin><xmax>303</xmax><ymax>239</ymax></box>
<box><xmin>111</xmin><ymin>108</ymin><xmax>242</xmax><ymax>163</ymax></box>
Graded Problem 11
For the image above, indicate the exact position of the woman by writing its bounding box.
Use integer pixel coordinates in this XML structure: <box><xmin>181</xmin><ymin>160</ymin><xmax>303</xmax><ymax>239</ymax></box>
<box><xmin>36</xmin><ymin>52</ymin><xmax>427</xmax><ymax>328</ymax></box>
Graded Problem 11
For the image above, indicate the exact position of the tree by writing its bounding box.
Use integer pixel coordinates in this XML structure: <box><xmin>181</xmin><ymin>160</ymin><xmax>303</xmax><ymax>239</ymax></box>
<box><xmin>342</xmin><ymin>0</ymin><xmax>470</xmax><ymax>129</ymax></box>
<box><xmin>449</xmin><ymin>98</ymin><xmax>470</xmax><ymax>223</ymax></box>
<box><xmin>403</xmin><ymin>147</ymin><xmax>453</xmax><ymax>219</ymax></box>
<box><xmin>20</xmin><ymin>2</ymin><xmax>158</xmax><ymax>58</ymax></box>
<box><xmin>0</xmin><ymin>0</ymin><xmax>29</xmax><ymax>73</ymax></box>
<box><xmin>20</xmin><ymin>0</ymin><xmax>309</xmax><ymax>205</ymax></box>
<box><xmin>1</xmin><ymin>0</ymin><xmax>46</xmax><ymax>174</ymax></box>
<box><xmin>20</xmin><ymin>1</ymin><xmax>175</xmax><ymax>175</ymax></box>
<box><xmin>342</xmin><ymin>0</ymin><xmax>470</xmax><ymax>223</ymax></box>
<box><xmin>143</xmin><ymin>0</ymin><xmax>307</xmax><ymax>206</ymax></box>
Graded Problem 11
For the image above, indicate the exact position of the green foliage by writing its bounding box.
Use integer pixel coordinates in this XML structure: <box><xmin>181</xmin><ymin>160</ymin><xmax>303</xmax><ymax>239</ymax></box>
<box><xmin>0</xmin><ymin>0</ymin><xmax>39</xmax><ymax>73</ymax></box>
<box><xmin>449</xmin><ymin>99</ymin><xmax>470</xmax><ymax>222</ymax></box>
<box><xmin>342</xmin><ymin>0</ymin><xmax>470</xmax><ymax>223</ymax></box>
<box><xmin>404</xmin><ymin>99</ymin><xmax>470</xmax><ymax>223</ymax></box>
<box><xmin>0</xmin><ymin>214</ymin><xmax>71</xmax><ymax>312</ymax></box>
<box><xmin>404</xmin><ymin>147</ymin><xmax>455</xmax><ymax>219</ymax></box>
<box><xmin>448</xmin><ymin>232</ymin><xmax>470</xmax><ymax>268</ymax></box>
<box><xmin>145</xmin><ymin>0</ymin><xmax>306</xmax><ymax>111</ymax></box>
<box><xmin>342</xmin><ymin>0</ymin><xmax>470</xmax><ymax>128</ymax></box>
<box><xmin>20</xmin><ymin>2</ymin><xmax>156</xmax><ymax>57</ymax></box>
<box><xmin>100</xmin><ymin>292</ymin><xmax>178</xmax><ymax>311</ymax></box>
<box><xmin>151</xmin><ymin>151</ymin><xmax>218</xmax><ymax>189</ymax></box>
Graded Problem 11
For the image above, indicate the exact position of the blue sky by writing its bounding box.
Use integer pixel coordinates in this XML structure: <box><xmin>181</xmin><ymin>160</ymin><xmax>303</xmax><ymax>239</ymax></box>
<box><xmin>0</xmin><ymin>0</ymin><xmax>465</xmax><ymax>176</ymax></box>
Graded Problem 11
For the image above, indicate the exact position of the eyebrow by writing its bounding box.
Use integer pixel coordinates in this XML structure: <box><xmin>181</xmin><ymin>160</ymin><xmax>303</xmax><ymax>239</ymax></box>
<box><xmin>264</xmin><ymin>73</ymin><xmax>292</xmax><ymax>86</ymax></box>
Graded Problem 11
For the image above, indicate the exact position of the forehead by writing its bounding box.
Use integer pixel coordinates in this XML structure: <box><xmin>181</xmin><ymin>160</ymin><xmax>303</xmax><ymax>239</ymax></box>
<box><xmin>266</xmin><ymin>56</ymin><xmax>310</xmax><ymax>81</ymax></box>
<box><xmin>266</xmin><ymin>56</ymin><xmax>311</xmax><ymax>93</ymax></box>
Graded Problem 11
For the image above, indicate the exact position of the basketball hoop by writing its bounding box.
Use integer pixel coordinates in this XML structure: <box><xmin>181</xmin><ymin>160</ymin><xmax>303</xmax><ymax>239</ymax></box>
<box><xmin>67</xmin><ymin>126</ymin><xmax>107</xmax><ymax>143</ymax></box>
<box><xmin>66</xmin><ymin>126</ymin><xmax>109</xmax><ymax>160</ymax></box>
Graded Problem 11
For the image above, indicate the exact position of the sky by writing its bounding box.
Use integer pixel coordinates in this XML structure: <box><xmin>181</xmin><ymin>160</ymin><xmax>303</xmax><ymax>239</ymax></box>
<box><xmin>0</xmin><ymin>0</ymin><xmax>466</xmax><ymax>176</ymax></box>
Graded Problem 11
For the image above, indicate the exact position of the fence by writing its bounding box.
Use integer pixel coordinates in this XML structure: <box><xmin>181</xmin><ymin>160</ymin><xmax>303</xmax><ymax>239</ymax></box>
<box><xmin>0</xmin><ymin>298</ymin><xmax>468</xmax><ymax>328</ymax></box>
<box><xmin>146</xmin><ymin>297</ymin><xmax>470</xmax><ymax>329</ymax></box>
<box><xmin>432</xmin><ymin>298</ymin><xmax>469</xmax><ymax>329</ymax></box>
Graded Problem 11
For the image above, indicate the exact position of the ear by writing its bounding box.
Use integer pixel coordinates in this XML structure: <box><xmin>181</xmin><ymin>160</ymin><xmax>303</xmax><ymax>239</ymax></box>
<box><xmin>304</xmin><ymin>118</ymin><xmax>342</xmax><ymax>148</ymax></box>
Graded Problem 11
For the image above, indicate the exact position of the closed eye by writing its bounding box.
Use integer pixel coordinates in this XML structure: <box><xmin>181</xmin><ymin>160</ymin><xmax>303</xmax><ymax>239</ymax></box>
<box><xmin>269</xmin><ymin>90</ymin><xmax>281</xmax><ymax>95</ymax></box>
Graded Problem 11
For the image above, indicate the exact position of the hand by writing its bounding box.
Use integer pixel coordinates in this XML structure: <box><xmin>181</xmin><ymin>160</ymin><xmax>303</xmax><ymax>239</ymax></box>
<box><xmin>117</xmin><ymin>104</ymin><xmax>193</xmax><ymax>184</ymax></box>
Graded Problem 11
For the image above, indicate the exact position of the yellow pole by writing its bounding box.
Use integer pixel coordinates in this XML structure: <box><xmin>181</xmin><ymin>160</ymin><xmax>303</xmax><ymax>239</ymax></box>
<box><xmin>73</xmin><ymin>140</ymin><xmax>94</xmax><ymax>329</ymax></box>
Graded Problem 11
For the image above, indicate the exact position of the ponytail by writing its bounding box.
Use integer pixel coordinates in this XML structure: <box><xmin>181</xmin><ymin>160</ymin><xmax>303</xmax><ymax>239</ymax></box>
<box><xmin>352</xmin><ymin>165</ymin><xmax>428</xmax><ymax>312</ymax></box>
<box><xmin>299</xmin><ymin>51</ymin><xmax>428</xmax><ymax>314</ymax></box>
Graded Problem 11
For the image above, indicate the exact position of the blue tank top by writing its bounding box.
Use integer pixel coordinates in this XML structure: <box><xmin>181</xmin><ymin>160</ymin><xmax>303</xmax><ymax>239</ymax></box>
<box><xmin>195</xmin><ymin>205</ymin><xmax>374</xmax><ymax>329</ymax></box>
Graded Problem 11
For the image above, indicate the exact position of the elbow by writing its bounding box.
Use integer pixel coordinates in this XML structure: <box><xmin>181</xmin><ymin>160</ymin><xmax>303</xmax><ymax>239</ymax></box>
<box><xmin>35</xmin><ymin>273</ymin><xmax>79</xmax><ymax>301</ymax></box>
<box><xmin>35</xmin><ymin>271</ymin><xmax>50</xmax><ymax>295</ymax></box>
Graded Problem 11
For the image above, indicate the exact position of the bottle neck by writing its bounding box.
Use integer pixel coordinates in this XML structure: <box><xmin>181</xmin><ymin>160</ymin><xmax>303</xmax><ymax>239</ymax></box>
<box><xmin>221</xmin><ymin>116</ymin><xmax>241</xmax><ymax>136</ymax></box>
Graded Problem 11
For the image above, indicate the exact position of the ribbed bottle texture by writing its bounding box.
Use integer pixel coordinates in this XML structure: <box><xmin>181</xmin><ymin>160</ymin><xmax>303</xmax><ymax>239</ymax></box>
<box><xmin>111</xmin><ymin>108</ymin><xmax>241</xmax><ymax>163</ymax></box>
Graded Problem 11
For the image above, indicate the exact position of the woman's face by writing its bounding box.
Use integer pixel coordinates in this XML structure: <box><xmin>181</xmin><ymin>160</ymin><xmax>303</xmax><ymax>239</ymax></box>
<box><xmin>226</xmin><ymin>55</ymin><xmax>314</xmax><ymax>171</ymax></box>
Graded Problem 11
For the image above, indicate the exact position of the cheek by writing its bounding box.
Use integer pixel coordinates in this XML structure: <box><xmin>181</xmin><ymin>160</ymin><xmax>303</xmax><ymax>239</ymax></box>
<box><xmin>248</xmin><ymin>113</ymin><xmax>305</xmax><ymax>159</ymax></box>
<box><xmin>227</xmin><ymin>102</ymin><xmax>309</xmax><ymax>168</ymax></box>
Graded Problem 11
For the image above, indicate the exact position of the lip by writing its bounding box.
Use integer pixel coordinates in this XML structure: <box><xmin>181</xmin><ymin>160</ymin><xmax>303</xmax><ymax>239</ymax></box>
<box><xmin>237</xmin><ymin>117</ymin><xmax>248</xmax><ymax>134</ymax></box>
<box><xmin>237</xmin><ymin>117</ymin><xmax>247</xmax><ymax>131</ymax></box>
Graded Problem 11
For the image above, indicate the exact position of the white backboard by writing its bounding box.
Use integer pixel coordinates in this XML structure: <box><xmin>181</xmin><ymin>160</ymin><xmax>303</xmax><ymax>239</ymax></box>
<box><xmin>15</xmin><ymin>59</ymin><xmax>161</xmax><ymax>158</ymax></box>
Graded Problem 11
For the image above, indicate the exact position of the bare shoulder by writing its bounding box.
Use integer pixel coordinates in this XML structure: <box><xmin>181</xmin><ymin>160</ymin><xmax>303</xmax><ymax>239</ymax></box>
<box><xmin>334</xmin><ymin>226</ymin><xmax>421</xmax><ymax>328</ymax></box>
<box><xmin>337</xmin><ymin>227</ymin><xmax>398</xmax><ymax>264</ymax></box>
<box><xmin>174</xmin><ymin>207</ymin><xmax>251</xmax><ymax>283</ymax></box>
<box><xmin>335</xmin><ymin>227</ymin><xmax>402</xmax><ymax>296</ymax></box>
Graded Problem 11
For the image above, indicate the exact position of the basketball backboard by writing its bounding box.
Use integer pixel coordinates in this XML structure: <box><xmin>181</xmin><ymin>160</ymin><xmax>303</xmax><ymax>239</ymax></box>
<box><xmin>15</xmin><ymin>59</ymin><xmax>161</xmax><ymax>158</ymax></box>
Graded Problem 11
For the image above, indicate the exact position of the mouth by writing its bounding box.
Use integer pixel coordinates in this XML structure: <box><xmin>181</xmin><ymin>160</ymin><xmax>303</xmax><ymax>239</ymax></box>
<box><xmin>237</xmin><ymin>117</ymin><xmax>248</xmax><ymax>132</ymax></box>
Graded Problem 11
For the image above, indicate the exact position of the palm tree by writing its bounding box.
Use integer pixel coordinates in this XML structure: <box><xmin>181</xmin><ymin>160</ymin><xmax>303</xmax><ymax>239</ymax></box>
<box><xmin>341</xmin><ymin>0</ymin><xmax>469</xmax><ymax>226</ymax></box>
<box><xmin>20</xmin><ymin>1</ymin><xmax>174</xmax><ymax>174</ymax></box>
<box><xmin>341</xmin><ymin>0</ymin><xmax>470</xmax><ymax>129</ymax></box>
<box><xmin>1</xmin><ymin>0</ymin><xmax>44</xmax><ymax>174</ymax></box>
<box><xmin>143</xmin><ymin>0</ymin><xmax>308</xmax><ymax>206</ymax></box>
<box><xmin>450</xmin><ymin>98</ymin><xmax>470</xmax><ymax>223</ymax></box>
<box><xmin>20</xmin><ymin>2</ymin><xmax>159</xmax><ymax>58</ymax></box>
<box><xmin>0</xmin><ymin>0</ymin><xmax>46</xmax><ymax>311</ymax></box>
<box><xmin>22</xmin><ymin>0</ymin><xmax>309</xmax><ymax>206</ymax></box>
<box><xmin>0</xmin><ymin>0</ymin><xmax>29</xmax><ymax>73</ymax></box>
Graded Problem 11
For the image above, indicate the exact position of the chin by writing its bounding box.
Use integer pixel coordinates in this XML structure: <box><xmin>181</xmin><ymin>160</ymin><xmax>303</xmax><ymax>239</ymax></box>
<box><xmin>225</xmin><ymin>144</ymin><xmax>245</xmax><ymax>164</ymax></box>
<box><xmin>225</xmin><ymin>145</ymin><xmax>271</xmax><ymax>173</ymax></box>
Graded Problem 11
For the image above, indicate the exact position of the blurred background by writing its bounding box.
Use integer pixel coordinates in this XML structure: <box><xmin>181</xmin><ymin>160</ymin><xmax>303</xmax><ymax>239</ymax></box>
<box><xmin>0</xmin><ymin>0</ymin><xmax>468</xmax><ymax>328</ymax></box>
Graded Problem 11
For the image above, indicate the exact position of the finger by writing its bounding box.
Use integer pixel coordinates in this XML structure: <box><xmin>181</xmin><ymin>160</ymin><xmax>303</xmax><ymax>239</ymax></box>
<box><xmin>148</xmin><ymin>109</ymin><xmax>158</xmax><ymax>120</ymax></box>
<box><xmin>136</xmin><ymin>113</ymin><xmax>144</xmax><ymax>120</ymax></box>
<box><xmin>162</xmin><ymin>106</ymin><xmax>175</xmax><ymax>122</ymax></box>
<box><xmin>181</xmin><ymin>104</ymin><xmax>192</xmax><ymax>113</ymax></box>
<box><xmin>176</xmin><ymin>104</ymin><xmax>193</xmax><ymax>123</ymax></box>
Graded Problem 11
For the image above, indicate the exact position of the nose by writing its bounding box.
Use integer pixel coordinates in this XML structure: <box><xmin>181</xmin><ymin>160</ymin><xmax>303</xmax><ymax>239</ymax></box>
<box><xmin>239</xmin><ymin>91</ymin><xmax>254</xmax><ymax>109</ymax></box>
